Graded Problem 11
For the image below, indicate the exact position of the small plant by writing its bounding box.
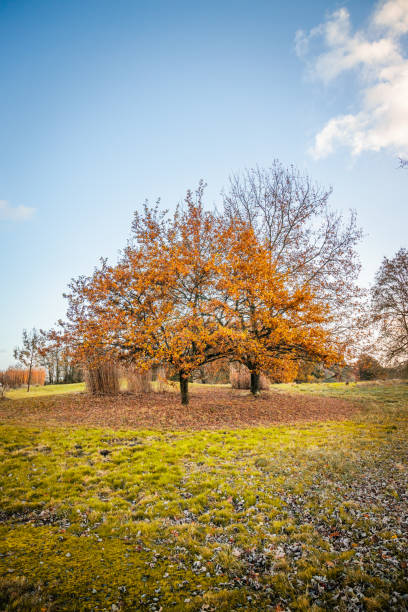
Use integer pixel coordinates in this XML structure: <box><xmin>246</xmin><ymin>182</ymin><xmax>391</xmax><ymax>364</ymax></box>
<box><xmin>152</xmin><ymin>365</ymin><xmax>168</xmax><ymax>391</ymax></box>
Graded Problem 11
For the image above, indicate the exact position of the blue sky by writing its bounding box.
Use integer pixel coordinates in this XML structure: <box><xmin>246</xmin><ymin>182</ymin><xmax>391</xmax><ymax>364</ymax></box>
<box><xmin>1</xmin><ymin>0</ymin><xmax>407</xmax><ymax>368</ymax></box>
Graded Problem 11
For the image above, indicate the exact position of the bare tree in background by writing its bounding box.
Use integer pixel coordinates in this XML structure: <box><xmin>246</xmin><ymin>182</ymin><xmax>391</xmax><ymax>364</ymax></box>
<box><xmin>372</xmin><ymin>248</ymin><xmax>408</xmax><ymax>364</ymax></box>
<box><xmin>13</xmin><ymin>328</ymin><xmax>41</xmax><ymax>392</ymax></box>
<box><xmin>223</xmin><ymin>161</ymin><xmax>363</xmax><ymax>353</ymax></box>
<box><xmin>38</xmin><ymin>328</ymin><xmax>84</xmax><ymax>384</ymax></box>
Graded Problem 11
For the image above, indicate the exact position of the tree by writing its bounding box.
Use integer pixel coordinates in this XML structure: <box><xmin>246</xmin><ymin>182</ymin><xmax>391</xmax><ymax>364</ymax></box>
<box><xmin>63</xmin><ymin>185</ymin><xmax>236</xmax><ymax>404</ymax></box>
<box><xmin>356</xmin><ymin>353</ymin><xmax>384</xmax><ymax>381</ymax></box>
<box><xmin>13</xmin><ymin>329</ymin><xmax>41</xmax><ymax>392</ymax></box>
<box><xmin>131</xmin><ymin>185</ymin><xmax>235</xmax><ymax>404</ymax></box>
<box><xmin>38</xmin><ymin>329</ymin><xmax>83</xmax><ymax>384</ymax></box>
<box><xmin>216</xmin><ymin>224</ymin><xmax>339</xmax><ymax>394</ymax></box>
<box><xmin>371</xmin><ymin>248</ymin><xmax>408</xmax><ymax>363</ymax></box>
<box><xmin>223</xmin><ymin>161</ymin><xmax>363</xmax><ymax>347</ymax></box>
<box><xmin>61</xmin><ymin>174</ymin><xmax>351</xmax><ymax>403</ymax></box>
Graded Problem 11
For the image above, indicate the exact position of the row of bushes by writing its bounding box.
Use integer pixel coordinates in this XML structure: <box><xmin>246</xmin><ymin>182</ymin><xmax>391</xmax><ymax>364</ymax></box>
<box><xmin>84</xmin><ymin>362</ymin><xmax>271</xmax><ymax>395</ymax></box>
<box><xmin>0</xmin><ymin>368</ymin><xmax>46</xmax><ymax>389</ymax></box>
<box><xmin>84</xmin><ymin>364</ymin><xmax>168</xmax><ymax>394</ymax></box>
<box><xmin>0</xmin><ymin>361</ymin><xmax>270</xmax><ymax>395</ymax></box>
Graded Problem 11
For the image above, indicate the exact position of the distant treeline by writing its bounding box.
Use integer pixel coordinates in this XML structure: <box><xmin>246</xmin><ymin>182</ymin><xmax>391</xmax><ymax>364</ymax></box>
<box><xmin>356</xmin><ymin>354</ymin><xmax>408</xmax><ymax>381</ymax></box>
<box><xmin>41</xmin><ymin>357</ymin><xmax>84</xmax><ymax>385</ymax></box>
<box><xmin>0</xmin><ymin>367</ymin><xmax>46</xmax><ymax>388</ymax></box>
<box><xmin>0</xmin><ymin>363</ymin><xmax>84</xmax><ymax>389</ymax></box>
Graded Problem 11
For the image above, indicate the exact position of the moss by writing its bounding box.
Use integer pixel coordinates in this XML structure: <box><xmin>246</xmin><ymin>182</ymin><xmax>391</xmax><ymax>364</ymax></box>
<box><xmin>0</xmin><ymin>382</ymin><xmax>407</xmax><ymax>609</ymax></box>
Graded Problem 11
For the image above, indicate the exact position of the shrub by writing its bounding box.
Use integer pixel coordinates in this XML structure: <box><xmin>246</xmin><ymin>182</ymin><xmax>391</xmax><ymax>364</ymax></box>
<box><xmin>152</xmin><ymin>365</ymin><xmax>168</xmax><ymax>391</ymax></box>
<box><xmin>0</xmin><ymin>367</ymin><xmax>46</xmax><ymax>389</ymax></box>
<box><xmin>357</xmin><ymin>354</ymin><xmax>385</xmax><ymax>381</ymax></box>
<box><xmin>124</xmin><ymin>367</ymin><xmax>152</xmax><ymax>393</ymax></box>
<box><xmin>85</xmin><ymin>363</ymin><xmax>119</xmax><ymax>394</ymax></box>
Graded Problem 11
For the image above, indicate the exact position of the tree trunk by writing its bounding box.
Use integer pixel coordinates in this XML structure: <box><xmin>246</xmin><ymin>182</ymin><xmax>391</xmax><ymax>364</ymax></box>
<box><xmin>27</xmin><ymin>361</ymin><xmax>32</xmax><ymax>392</ymax></box>
<box><xmin>179</xmin><ymin>371</ymin><xmax>189</xmax><ymax>405</ymax></box>
<box><xmin>48</xmin><ymin>362</ymin><xmax>53</xmax><ymax>385</ymax></box>
<box><xmin>250</xmin><ymin>371</ymin><xmax>260</xmax><ymax>396</ymax></box>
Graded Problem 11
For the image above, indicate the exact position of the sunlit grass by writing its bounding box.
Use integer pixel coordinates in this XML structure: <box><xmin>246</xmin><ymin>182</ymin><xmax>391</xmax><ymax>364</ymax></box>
<box><xmin>272</xmin><ymin>379</ymin><xmax>408</xmax><ymax>404</ymax></box>
<box><xmin>5</xmin><ymin>382</ymin><xmax>85</xmax><ymax>400</ymax></box>
<box><xmin>1</xmin><ymin>382</ymin><xmax>407</xmax><ymax>610</ymax></box>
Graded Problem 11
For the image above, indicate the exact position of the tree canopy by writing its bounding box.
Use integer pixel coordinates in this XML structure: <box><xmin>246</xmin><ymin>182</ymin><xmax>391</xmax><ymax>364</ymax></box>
<box><xmin>372</xmin><ymin>248</ymin><xmax>408</xmax><ymax>364</ymax></box>
<box><xmin>60</xmin><ymin>164</ymin><xmax>362</xmax><ymax>404</ymax></box>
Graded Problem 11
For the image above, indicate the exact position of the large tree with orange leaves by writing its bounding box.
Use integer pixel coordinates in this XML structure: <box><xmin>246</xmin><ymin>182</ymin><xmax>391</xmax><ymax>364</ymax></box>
<box><xmin>62</xmin><ymin>169</ymin><xmax>359</xmax><ymax>404</ymax></box>
<box><xmin>223</xmin><ymin>161</ymin><xmax>363</xmax><ymax>346</ymax></box>
<box><xmin>64</xmin><ymin>185</ymin><xmax>237</xmax><ymax>404</ymax></box>
<box><xmin>215</xmin><ymin>224</ymin><xmax>339</xmax><ymax>394</ymax></box>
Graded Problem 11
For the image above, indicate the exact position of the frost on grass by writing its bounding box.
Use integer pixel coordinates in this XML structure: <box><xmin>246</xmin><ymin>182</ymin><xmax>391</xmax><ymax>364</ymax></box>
<box><xmin>0</xmin><ymin>382</ymin><xmax>407</xmax><ymax>611</ymax></box>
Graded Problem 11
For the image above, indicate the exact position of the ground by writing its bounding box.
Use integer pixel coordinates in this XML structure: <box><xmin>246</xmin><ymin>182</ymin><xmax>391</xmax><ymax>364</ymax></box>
<box><xmin>0</xmin><ymin>382</ymin><xmax>407</xmax><ymax>611</ymax></box>
<box><xmin>1</xmin><ymin>384</ymin><xmax>359</xmax><ymax>430</ymax></box>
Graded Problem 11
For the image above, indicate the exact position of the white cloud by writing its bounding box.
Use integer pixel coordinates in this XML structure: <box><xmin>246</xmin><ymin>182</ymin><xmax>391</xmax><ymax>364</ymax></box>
<box><xmin>0</xmin><ymin>199</ymin><xmax>35</xmax><ymax>221</ymax></box>
<box><xmin>374</xmin><ymin>0</ymin><xmax>408</xmax><ymax>33</ymax></box>
<box><xmin>296</xmin><ymin>0</ymin><xmax>408</xmax><ymax>159</ymax></box>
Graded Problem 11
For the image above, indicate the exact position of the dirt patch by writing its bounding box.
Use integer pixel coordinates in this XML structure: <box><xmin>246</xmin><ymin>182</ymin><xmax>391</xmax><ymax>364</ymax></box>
<box><xmin>0</xmin><ymin>388</ymin><xmax>360</xmax><ymax>430</ymax></box>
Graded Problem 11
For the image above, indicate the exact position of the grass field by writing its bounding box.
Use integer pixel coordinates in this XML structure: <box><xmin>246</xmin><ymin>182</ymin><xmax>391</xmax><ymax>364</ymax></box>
<box><xmin>5</xmin><ymin>382</ymin><xmax>85</xmax><ymax>400</ymax></box>
<box><xmin>0</xmin><ymin>382</ymin><xmax>407</xmax><ymax>611</ymax></box>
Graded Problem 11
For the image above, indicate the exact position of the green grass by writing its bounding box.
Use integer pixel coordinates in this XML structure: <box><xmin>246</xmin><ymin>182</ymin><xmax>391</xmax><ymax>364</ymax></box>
<box><xmin>1</xmin><ymin>382</ymin><xmax>407</xmax><ymax>610</ymax></box>
<box><xmin>6</xmin><ymin>382</ymin><xmax>85</xmax><ymax>400</ymax></box>
<box><xmin>272</xmin><ymin>379</ymin><xmax>408</xmax><ymax>404</ymax></box>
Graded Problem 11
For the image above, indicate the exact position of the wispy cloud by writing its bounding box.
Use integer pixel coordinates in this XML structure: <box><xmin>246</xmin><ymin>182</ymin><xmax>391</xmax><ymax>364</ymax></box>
<box><xmin>0</xmin><ymin>199</ymin><xmax>35</xmax><ymax>221</ymax></box>
<box><xmin>296</xmin><ymin>0</ymin><xmax>408</xmax><ymax>159</ymax></box>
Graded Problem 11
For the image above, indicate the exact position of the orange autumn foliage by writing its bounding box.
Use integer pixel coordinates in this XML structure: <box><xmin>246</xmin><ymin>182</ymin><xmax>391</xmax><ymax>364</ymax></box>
<box><xmin>214</xmin><ymin>224</ymin><xmax>339</xmax><ymax>393</ymax></box>
<box><xmin>0</xmin><ymin>367</ymin><xmax>45</xmax><ymax>389</ymax></box>
<box><xmin>62</xmin><ymin>183</ymin><xmax>342</xmax><ymax>404</ymax></box>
